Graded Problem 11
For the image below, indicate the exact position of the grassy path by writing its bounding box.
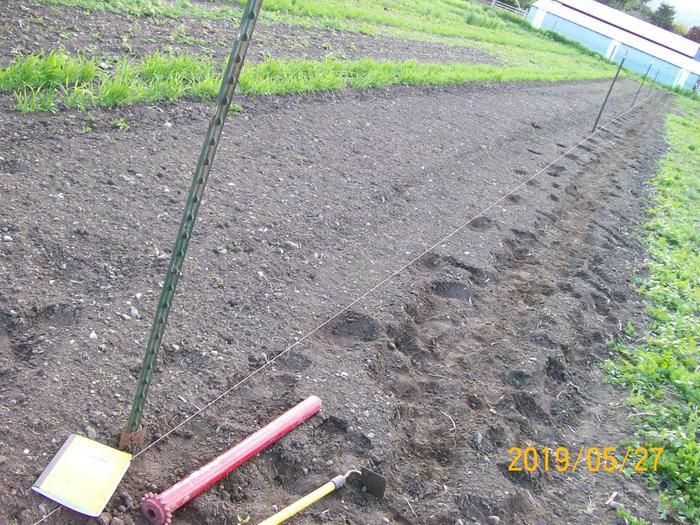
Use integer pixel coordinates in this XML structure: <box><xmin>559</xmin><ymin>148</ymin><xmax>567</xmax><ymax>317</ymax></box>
<box><xmin>607</xmin><ymin>97</ymin><xmax>700</xmax><ymax>523</ymax></box>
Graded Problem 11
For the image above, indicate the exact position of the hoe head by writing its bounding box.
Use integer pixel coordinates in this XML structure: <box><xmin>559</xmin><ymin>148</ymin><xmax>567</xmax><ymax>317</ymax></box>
<box><xmin>353</xmin><ymin>467</ymin><xmax>386</xmax><ymax>499</ymax></box>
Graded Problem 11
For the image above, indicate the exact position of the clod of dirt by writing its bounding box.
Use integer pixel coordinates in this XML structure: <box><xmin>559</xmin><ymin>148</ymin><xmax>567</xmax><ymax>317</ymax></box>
<box><xmin>466</xmin><ymin>393</ymin><xmax>485</xmax><ymax>410</ymax></box>
<box><xmin>468</xmin><ymin>216</ymin><xmax>495</xmax><ymax>232</ymax></box>
<box><xmin>322</xmin><ymin>311</ymin><xmax>383</xmax><ymax>344</ymax></box>
<box><xmin>545</xmin><ymin>355</ymin><xmax>570</xmax><ymax>382</ymax></box>
<box><xmin>504</xmin><ymin>369</ymin><xmax>533</xmax><ymax>390</ymax></box>
<box><xmin>388</xmin><ymin>320</ymin><xmax>426</xmax><ymax>357</ymax></box>
<box><xmin>500</xmin><ymin>458</ymin><xmax>545</xmax><ymax>489</ymax></box>
<box><xmin>506</xmin><ymin>194</ymin><xmax>523</xmax><ymax>204</ymax></box>
<box><xmin>512</xmin><ymin>391</ymin><xmax>550</xmax><ymax>422</ymax></box>
<box><xmin>530</xmin><ymin>332</ymin><xmax>559</xmax><ymax>349</ymax></box>
<box><xmin>415</xmin><ymin>252</ymin><xmax>444</xmax><ymax>271</ymax></box>
<box><xmin>431</xmin><ymin>281</ymin><xmax>472</xmax><ymax>302</ymax></box>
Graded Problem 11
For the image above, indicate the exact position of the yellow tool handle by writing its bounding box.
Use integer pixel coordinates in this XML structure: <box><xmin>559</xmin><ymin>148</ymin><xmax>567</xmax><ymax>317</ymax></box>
<box><xmin>257</xmin><ymin>481</ymin><xmax>337</xmax><ymax>525</ymax></box>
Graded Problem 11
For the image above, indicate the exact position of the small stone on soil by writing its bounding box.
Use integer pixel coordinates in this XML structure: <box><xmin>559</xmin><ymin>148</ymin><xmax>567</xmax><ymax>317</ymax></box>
<box><xmin>121</xmin><ymin>492</ymin><xmax>134</xmax><ymax>508</ymax></box>
<box><xmin>89</xmin><ymin>330</ymin><xmax>98</xmax><ymax>339</ymax></box>
<box><xmin>2</xmin><ymin>235</ymin><xmax>12</xmax><ymax>242</ymax></box>
<box><xmin>487</xmin><ymin>516</ymin><xmax>500</xmax><ymax>525</ymax></box>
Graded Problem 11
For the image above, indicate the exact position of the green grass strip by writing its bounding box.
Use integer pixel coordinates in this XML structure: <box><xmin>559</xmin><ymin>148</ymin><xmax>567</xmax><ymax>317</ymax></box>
<box><xmin>605</xmin><ymin>97</ymin><xmax>700</xmax><ymax>522</ymax></box>
<box><xmin>0</xmin><ymin>50</ymin><xmax>614</xmax><ymax>112</ymax></box>
<box><xmin>240</xmin><ymin>56</ymin><xmax>610</xmax><ymax>94</ymax></box>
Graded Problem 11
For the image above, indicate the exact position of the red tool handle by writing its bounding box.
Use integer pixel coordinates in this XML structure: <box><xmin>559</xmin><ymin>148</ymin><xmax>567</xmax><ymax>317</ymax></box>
<box><xmin>141</xmin><ymin>395</ymin><xmax>322</xmax><ymax>525</ymax></box>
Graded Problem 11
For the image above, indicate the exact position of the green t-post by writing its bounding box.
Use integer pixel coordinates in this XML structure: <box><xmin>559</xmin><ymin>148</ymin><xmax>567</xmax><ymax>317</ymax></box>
<box><xmin>120</xmin><ymin>0</ymin><xmax>264</xmax><ymax>449</ymax></box>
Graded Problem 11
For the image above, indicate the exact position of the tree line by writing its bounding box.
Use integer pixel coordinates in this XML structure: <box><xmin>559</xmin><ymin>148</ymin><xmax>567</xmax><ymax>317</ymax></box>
<box><xmin>594</xmin><ymin>0</ymin><xmax>699</xmax><ymax>41</ymax></box>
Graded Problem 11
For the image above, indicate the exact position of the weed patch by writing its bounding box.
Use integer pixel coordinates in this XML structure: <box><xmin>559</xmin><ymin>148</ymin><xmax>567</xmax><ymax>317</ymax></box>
<box><xmin>606</xmin><ymin>97</ymin><xmax>700</xmax><ymax>522</ymax></box>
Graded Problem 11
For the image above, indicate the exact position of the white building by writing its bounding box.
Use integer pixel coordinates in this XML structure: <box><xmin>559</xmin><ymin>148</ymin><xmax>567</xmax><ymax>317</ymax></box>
<box><xmin>528</xmin><ymin>0</ymin><xmax>700</xmax><ymax>89</ymax></box>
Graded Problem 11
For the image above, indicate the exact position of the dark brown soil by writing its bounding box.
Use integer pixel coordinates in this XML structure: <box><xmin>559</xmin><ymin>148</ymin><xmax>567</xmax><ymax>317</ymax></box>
<box><xmin>0</xmin><ymin>1</ymin><xmax>498</xmax><ymax>66</ymax></box>
<box><xmin>0</xmin><ymin>73</ymin><xmax>672</xmax><ymax>525</ymax></box>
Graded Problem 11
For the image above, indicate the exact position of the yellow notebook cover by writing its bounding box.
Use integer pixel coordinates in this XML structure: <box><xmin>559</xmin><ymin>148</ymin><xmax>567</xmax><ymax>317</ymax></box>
<box><xmin>32</xmin><ymin>434</ymin><xmax>132</xmax><ymax>517</ymax></box>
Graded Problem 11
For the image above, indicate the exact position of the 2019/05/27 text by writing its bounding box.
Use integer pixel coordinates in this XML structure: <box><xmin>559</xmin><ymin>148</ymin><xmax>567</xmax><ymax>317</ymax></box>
<box><xmin>507</xmin><ymin>446</ymin><xmax>664</xmax><ymax>473</ymax></box>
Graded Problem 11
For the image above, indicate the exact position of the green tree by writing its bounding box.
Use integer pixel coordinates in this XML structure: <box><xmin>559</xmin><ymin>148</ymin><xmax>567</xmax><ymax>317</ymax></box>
<box><xmin>672</xmin><ymin>22</ymin><xmax>688</xmax><ymax>35</ymax></box>
<box><xmin>596</xmin><ymin>0</ymin><xmax>653</xmax><ymax>21</ymax></box>
<box><xmin>650</xmin><ymin>2</ymin><xmax>676</xmax><ymax>31</ymax></box>
<box><xmin>687</xmin><ymin>26</ymin><xmax>700</xmax><ymax>44</ymax></box>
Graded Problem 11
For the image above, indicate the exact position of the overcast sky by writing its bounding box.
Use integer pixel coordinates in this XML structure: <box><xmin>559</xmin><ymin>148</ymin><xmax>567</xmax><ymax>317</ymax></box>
<box><xmin>649</xmin><ymin>0</ymin><xmax>700</xmax><ymax>27</ymax></box>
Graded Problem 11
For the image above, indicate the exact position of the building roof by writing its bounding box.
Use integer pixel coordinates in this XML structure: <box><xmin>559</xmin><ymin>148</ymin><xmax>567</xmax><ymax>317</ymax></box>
<box><xmin>532</xmin><ymin>0</ymin><xmax>700</xmax><ymax>75</ymax></box>
<box><xmin>556</xmin><ymin>0</ymin><xmax>699</xmax><ymax>58</ymax></box>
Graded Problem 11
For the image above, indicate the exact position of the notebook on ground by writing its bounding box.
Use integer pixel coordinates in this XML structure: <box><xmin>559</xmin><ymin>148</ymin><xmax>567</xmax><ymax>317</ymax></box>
<box><xmin>32</xmin><ymin>434</ymin><xmax>131</xmax><ymax>517</ymax></box>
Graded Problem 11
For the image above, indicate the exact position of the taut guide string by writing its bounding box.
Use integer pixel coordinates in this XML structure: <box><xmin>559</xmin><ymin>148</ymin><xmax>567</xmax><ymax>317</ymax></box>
<box><xmin>31</xmin><ymin>89</ymin><xmax>658</xmax><ymax>525</ymax></box>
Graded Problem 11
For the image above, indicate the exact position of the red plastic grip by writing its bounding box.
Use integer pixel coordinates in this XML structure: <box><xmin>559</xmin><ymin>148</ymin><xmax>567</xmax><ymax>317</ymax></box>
<box><xmin>141</xmin><ymin>395</ymin><xmax>322</xmax><ymax>524</ymax></box>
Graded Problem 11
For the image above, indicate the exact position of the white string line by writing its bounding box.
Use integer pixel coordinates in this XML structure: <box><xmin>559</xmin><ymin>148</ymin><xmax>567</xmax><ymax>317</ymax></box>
<box><xmin>31</xmin><ymin>90</ymin><xmax>654</xmax><ymax>525</ymax></box>
<box><xmin>134</xmin><ymin>93</ymin><xmax>651</xmax><ymax>458</ymax></box>
<box><xmin>137</xmin><ymin>103</ymin><xmax>643</xmax><ymax>459</ymax></box>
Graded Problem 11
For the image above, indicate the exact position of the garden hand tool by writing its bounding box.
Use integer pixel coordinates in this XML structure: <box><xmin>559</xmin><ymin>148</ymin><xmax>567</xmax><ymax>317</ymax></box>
<box><xmin>257</xmin><ymin>467</ymin><xmax>386</xmax><ymax>525</ymax></box>
<box><xmin>141</xmin><ymin>396</ymin><xmax>321</xmax><ymax>525</ymax></box>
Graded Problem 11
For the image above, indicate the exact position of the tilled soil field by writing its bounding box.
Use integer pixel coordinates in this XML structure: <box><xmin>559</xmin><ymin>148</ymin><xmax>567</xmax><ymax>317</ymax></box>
<box><xmin>0</xmin><ymin>78</ymin><xmax>672</xmax><ymax>525</ymax></box>
<box><xmin>1</xmin><ymin>1</ymin><xmax>498</xmax><ymax>66</ymax></box>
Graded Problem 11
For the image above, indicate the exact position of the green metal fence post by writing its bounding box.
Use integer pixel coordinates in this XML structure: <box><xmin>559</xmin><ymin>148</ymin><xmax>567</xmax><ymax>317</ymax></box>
<box><xmin>647</xmin><ymin>71</ymin><xmax>659</xmax><ymax>98</ymax></box>
<box><xmin>631</xmin><ymin>63</ymin><xmax>652</xmax><ymax>107</ymax></box>
<box><xmin>592</xmin><ymin>51</ymin><xmax>627</xmax><ymax>132</ymax></box>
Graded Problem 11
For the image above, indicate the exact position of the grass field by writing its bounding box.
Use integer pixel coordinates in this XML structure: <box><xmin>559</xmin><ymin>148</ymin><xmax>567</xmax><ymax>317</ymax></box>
<box><xmin>606</xmin><ymin>97</ymin><xmax>700</xmax><ymax>522</ymax></box>
<box><xmin>0</xmin><ymin>0</ymin><xmax>622</xmax><ymax>111</ymax></box>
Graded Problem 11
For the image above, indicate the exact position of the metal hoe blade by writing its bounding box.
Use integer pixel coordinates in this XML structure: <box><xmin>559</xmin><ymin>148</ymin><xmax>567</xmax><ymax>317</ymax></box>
<box><xmin>357</xmin><ymin>467</ymin><xmax>386</xmax><ymax>499</ymax></box>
